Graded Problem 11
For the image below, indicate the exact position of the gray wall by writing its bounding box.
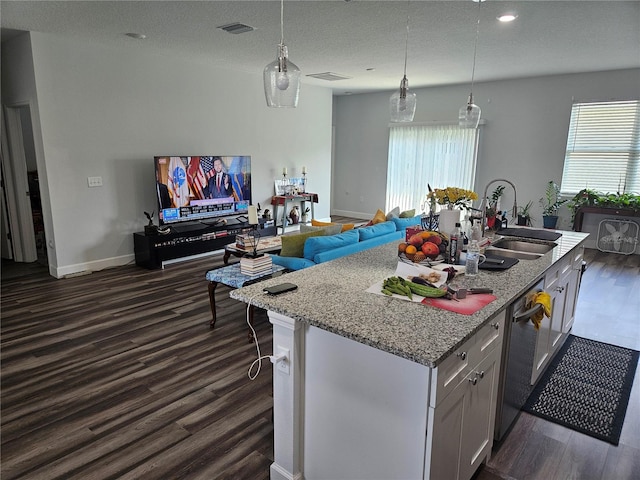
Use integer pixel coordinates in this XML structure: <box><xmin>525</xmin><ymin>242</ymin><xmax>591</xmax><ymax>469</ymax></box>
<box><xmin>332</xmin><ymin>69</ymin><xmax>640</xmax><ymax>229</ymax></box>
<box><xmin>2</xmin><ymin>32</ymin><xmax>333</xmax><ymax>277</ymax></box>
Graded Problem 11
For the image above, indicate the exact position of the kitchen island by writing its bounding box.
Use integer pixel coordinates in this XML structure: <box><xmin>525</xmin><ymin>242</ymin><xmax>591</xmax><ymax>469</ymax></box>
<box><xmin>231</xmin><ymin>229</ymin><xmax>589</xmax><ymax>480</ymax></box>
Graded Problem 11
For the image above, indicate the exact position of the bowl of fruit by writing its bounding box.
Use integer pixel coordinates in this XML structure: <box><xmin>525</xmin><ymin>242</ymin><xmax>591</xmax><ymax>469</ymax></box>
<box><xmin>398</xmin><ymin>230</ymin><xmax>449</xmax><ymax>266</ymax></box>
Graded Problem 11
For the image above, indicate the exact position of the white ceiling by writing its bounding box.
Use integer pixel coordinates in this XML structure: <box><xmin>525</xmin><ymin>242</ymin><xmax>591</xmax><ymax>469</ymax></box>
<box><xmin>2</xmin><ymin>0</ymin><xmax>639</xmax><ymax>95</ymax></box>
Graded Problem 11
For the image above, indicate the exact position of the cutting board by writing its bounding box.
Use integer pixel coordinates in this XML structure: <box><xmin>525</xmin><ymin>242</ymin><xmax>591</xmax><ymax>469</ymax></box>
<box><xmin>479</xmin><ymin>253</ymin><xmax>519</xmax><ymax>270</ymax></box>
<box><xmin>422</xmin><ymin>293</ymin><xmax>496</xmax><ymax>315</ymax></box>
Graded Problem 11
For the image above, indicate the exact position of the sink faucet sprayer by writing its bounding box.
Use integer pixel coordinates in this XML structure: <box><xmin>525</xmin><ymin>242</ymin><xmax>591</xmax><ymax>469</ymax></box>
<box><xmin>479</xmin><ymin>178</ymin><xmax>518</xmax><ymax>237</ymax></box>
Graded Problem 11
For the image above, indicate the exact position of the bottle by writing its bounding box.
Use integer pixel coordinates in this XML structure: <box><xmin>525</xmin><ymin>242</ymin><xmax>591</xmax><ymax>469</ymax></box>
<box><xmin>471</xmin><ymin>219</ymin><xmax>481</xmax><ymax>243</ymax></box>
<box><xmin>466</xmin><ymin>240</ymin><xmax>481</xmax><ymax>276</ymax></box>
<box><xmin>449</xmin><ymin>223</ymin><xmax>461</xmax><ymax>264</ymax></box>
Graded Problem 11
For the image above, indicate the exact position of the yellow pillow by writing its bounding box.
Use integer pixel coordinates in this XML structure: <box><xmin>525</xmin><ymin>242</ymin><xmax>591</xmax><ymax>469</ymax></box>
<box><xmin>371</xmin><ymin>209</ymin><xmax>387</xmax><ymax>225</ymax></box>
<box><xmin>311</xmin><ymin>219</ymin><xmax>335</xmax><ymax>227</ymax></box>
<box><xmin>279</xmin><ymin>230</ymin><xmax>325</xmax><ymax>257</ymax></box>
<box><xmin>311</xmin><ymin>218</ymin><xmax>353</xmax><ymax>232</ymax></box>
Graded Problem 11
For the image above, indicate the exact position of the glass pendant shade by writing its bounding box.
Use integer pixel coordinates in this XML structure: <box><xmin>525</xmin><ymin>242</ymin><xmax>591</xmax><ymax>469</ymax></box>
<box><xmin>459</xmin><ymin>94</ymin><xmax>481</xmax><ymax>128</ymax></box>
<box><xmin>390</xmin><ymin>76</ymin><xmax>417</xmax><ymax>122</ymax></box>
<box><xmin>264</xmin><ymin>44</ymin><xmax>300</xmax><ymax>108</ymax></box>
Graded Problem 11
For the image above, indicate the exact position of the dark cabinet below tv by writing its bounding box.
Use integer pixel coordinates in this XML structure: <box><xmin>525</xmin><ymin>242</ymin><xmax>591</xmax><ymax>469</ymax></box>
<box><xmin>134</xmin><ymin>220</ymin><xmax>276</xmax><ymax>269</ymax></box>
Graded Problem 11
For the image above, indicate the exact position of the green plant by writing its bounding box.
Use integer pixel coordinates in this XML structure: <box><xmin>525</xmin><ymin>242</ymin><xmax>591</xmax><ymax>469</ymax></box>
<box><xmin>568</xmin><ymin>188</ymin><xmax>640</xmax><ymax>223</ymax></box>
<box><xmin>539</xmin><ymin>181</ymin><xmax>567</xmax><ymax>216</ymax></box>
<box><xmin>517</xmin><ymin>200</ymin><xmax>534</xmax><ymax>226</ymax></box>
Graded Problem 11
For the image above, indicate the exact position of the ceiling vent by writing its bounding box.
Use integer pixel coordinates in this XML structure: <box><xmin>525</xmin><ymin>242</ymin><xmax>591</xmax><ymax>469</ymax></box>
<box><xmin>306</xmin><ymin>72</ymin><xmax>352</xmax><ymax>82</ymax></box>
<box><xmin>217</xmin><ymin>23</ymin><xmax>255</xmax><ymax>34</ymax></box>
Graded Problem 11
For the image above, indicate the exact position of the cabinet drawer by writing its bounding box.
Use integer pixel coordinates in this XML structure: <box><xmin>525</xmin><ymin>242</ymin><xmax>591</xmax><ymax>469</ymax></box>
<box><xmin>429</xmin><ymin>313</ymin><xmax>506</xmax><ymax>408</ymax></box>
<box><xmin>430</xmin><ymin>335</ymin><xmax>474</xmax><ymax>407</ymax></box>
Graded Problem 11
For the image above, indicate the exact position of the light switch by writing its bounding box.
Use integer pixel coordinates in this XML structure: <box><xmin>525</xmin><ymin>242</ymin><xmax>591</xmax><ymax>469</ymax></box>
<box><xmin>87</xmin><ymin>176</ymin><xmax>103</xmax><ymax>187</ymax></box>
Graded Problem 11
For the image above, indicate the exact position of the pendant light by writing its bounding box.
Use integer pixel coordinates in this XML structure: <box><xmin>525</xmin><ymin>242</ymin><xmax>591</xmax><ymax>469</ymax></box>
<box><xmin>459</xmin><ymin>0</ymin><xmax>483</xmax><ymax>128</ymax></box>
<box><xmin>263</xmin><ymin>0</ymin><xmax>301</xmax><ymax>108</ymax></box>
<box><xmin>390</xmin><ymin>0</ymin><xmax>416</xmax><ymax>122</ymax></box>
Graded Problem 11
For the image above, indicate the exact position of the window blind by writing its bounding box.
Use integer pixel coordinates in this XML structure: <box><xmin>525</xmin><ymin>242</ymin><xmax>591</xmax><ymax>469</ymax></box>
<box><xmin>561</xmin><ymin>100</ymin><xmax>640</xmax><ymax>195</ymax></box>
<box><xmin>386</xmin><ymin>124</ymin><xmax>479</xmax><ymax>213</ymax></box>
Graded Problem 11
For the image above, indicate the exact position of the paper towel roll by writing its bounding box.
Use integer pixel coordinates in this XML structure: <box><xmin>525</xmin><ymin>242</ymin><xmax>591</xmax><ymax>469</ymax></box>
<box><xmin>248</xmin><ymin>205</ymin><xmax>259</xmax><ymax>225</ymax></box>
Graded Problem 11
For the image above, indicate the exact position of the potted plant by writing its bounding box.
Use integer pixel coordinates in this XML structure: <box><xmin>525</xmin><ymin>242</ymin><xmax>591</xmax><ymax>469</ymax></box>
<box><xmin>517</xmin><ymin>200</ymin><xmax>533</xmax><ymax>226</ymax></box>
<box><xmin>484</xmin><ymin>185</ymin><xmax>504</xmax><ymax>230</ymax></box>
<box><xmin>539</xmin><ymin>181</ymin><xmax>567</xmax><ymax>229</ymax></box>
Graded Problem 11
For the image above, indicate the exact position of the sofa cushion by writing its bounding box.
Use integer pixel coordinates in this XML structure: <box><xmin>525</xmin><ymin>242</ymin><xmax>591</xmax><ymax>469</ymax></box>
<box><xmin>386</xmin><ymin>206</ymin><xmax>400</xmax><ymax>220</ymax></box>
<box><xmin>371</xmin><ymin>209</ymin><xmax>387</xmax><ymax>225</ymax></box>
<box><xmin>311</xmin><ymin>219</ymin><xmax>354</xmax><ymax>232</ymax></box>
<box><xmin>299</xmin><ymin>224</ymin><xmax>343</xmax><ymax>236</ymax></box>
<box><xmin>303</xmin><ymin>229</ymin><xmax>359</xmax><ymax>261</ymax></box>
<box><xmin>399</xmin><ymin>208</ymin><xmax>416</xmax><ymax>218</ymax></box>
<box><xmin>279</xmin><ymin>230</ymin><xmax>325</xmax><ymax>258</ymax></box>
<box><xmin>270</xmin><ymin>254</ymin><xmax>316</xmax><ymax>271</ymax></box>
<box><xmin>358</xmin><ymin>221</ymin><xmax>396</xmax><ymax>241</ymax></box>
<box><xmin>391</xmin><ymin>215</ymin><xmax>422</xmax><ymax>232</ymax></box>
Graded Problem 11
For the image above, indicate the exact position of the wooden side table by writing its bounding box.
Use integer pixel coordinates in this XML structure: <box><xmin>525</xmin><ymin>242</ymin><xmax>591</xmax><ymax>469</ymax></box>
<box><xmin>205</xmin><ymin>263</ymin><xmax>286</xmax><ymax>340</ymax></box>
<box><xmin>271</xmin><ymin>193</ymin><xmax>319</xmax><ymax>233</ymax></box>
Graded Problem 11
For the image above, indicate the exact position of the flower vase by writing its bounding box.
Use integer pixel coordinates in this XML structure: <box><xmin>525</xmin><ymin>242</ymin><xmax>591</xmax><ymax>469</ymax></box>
<box><xmin>438</xmin><ymin>209</ymin><xmax>461</xmax><ymax>236</ymax></box>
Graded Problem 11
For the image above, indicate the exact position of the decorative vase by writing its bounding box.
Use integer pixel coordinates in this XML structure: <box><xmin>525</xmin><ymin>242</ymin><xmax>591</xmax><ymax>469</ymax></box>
<box><xmin>517</xmin><ymin>215</ymin><xmax>529</xmax><ymax>226</ymax></box>
<box><xmin>543</xmin><ymin>215</ymin><xmax>558</xmax><ymax>229</ymax></box>
<box><xmin>438</xmin><ymin>209</ymin><xmax>461</xmax><ymax>236</ymax></box>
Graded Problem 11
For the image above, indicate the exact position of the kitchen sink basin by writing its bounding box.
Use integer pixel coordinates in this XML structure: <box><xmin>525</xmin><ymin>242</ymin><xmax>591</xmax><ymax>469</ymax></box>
<box><xmin>486</xmin><ymin>238</ymin><xmax>557</xmax><ymax>260</ymax></box>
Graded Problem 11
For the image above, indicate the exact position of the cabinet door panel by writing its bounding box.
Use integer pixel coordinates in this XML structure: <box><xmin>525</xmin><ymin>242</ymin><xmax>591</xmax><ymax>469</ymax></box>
<box><xmin>428</xmin><ymin>383</ymin><xmax>464</xmax><ymax>480</ymax></box>
<box><xmin>460</xmin><ymin>353</ymin><xmax>498</xmax><ymax>480</ymax></box>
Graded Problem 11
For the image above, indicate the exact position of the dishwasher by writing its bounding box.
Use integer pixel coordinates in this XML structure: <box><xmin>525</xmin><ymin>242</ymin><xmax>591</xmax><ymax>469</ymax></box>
<box><xmin>494</xmin><ymin>278</ymin><xmax>545</xmax><ymax>442</ymax></box>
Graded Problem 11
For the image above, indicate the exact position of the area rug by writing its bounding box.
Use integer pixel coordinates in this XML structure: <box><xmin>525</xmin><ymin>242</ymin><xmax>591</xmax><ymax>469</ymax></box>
<box><xmin>523</xmin><ymin>335</ymin><xmax>639</xmax><ymax>445</ymax></box>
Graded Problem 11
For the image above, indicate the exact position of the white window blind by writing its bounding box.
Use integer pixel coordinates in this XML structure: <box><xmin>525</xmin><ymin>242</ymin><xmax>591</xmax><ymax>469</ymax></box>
<box><xmin>561</xmin><ymin>100</ymin><xmax>640</xmax><ymax>195</ymax></box>
<box><xmin>386</xmin><ymin>124</ymin><xmax>479</xmax><ymax>213</ymax></box>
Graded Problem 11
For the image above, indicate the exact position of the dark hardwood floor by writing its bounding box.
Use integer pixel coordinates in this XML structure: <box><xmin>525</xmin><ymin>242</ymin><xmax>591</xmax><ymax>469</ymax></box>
<box><xmin>1</xmin><ymin>245</ymin><xmax>638</xmax><ymax>479</ymax></box>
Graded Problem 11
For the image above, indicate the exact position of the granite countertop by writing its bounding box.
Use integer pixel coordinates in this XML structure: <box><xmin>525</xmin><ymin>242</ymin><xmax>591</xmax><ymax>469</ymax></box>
<box><xmin>230</xmin><ymin>229</ymin><xmax>589</xmax><ymax>368</ymax></box>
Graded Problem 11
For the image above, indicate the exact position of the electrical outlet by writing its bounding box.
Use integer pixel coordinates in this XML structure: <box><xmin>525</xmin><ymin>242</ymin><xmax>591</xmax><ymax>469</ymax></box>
<box><xmin>276</xmin><ymin>346</ymin><xmax>290</xmax><ymax>375</ymax></box>
<box><xmin>87</xmin><ymin>176</ymin><xmax>103</xmax><ymax>187</ymax></box>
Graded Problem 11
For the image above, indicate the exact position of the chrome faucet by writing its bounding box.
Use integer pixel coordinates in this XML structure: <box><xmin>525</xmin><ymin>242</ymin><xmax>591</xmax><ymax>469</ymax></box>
<box><xmin>479</xmin><ymin>178</ymin><xmax>518</xmax><ymax>237</ymax></box>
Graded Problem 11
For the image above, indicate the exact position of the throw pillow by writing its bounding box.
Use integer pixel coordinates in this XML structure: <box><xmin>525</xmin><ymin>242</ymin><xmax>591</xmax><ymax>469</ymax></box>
<box><xmin>279</xmin><ymin>230</ymin><xmax>325</xmax><ymax>258</ymax></box>
<box><xmin>386</xmin><ymin>206</ymin><xmax>400</xmax><ymax>220</ymax></box>
<box><xmin>311</xmin><ymin>219</ymin><xmax>334</xmax><ymax>227</ymax></box>
<box><xmin>399</xmin><ymin>209</ymin><xmax>416</xmax><ymax>218</ymax></box>
<box><xmin>340</xmin><ymin>223</ymin><xmax>355</xmax><ymax>232</ymax></box>
<box><xmin>300</xmin><ymin>224</ymin><xmax>342</xmax><ymax>236</ymax></box>
<box><xmin>310</xmin><ymin>219</ymin><xmax>353</xmax><ymax>233</ymax></box>
<box><xmin>371</xmin><ymin>209</ymin><xmax>387</xmax><ymax>225</ymax></box>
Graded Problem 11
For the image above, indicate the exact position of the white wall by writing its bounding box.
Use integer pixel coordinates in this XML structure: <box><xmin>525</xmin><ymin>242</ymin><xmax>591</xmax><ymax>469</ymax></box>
<box><xmin>2</xmin><ymin>32</ymin><xmax>333</xmax><ymax>277</ymax></box>
<box><xmin>332</xmin><ymin>69</ymin><xmax>640</xmax><ymax>230</ymax></box>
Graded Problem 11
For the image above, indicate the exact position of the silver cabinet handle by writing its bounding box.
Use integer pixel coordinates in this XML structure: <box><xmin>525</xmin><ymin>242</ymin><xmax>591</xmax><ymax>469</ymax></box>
<box><xmin>491</xmin><ymin>322</ymin><xmax>500</xmax><ymax>330</ymax></box>
<box><xmin>469</xmin><ymin>377</ymin><xmax>478</xmax><ymax>385</ymax></box>
<box><xmin>457</xmin><ymin>351</ymin><xmax>467</xmax><ymax>361</ymax></box>
<box><xmin>476</xmin><ymin>370</ymin><xmax>485</xmax><ymax>379</ymax></box>
<box><xmin>555</xmin><ymin>286</ymin><xmax>565</xmax><ymax>293</ymax></box>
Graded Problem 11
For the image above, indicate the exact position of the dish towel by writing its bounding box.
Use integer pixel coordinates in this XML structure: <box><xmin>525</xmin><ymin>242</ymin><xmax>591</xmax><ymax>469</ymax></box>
<box><xmin>525</xmin><ymin>290</ymin><xmax>552</xmax><ymax>330</ymax></box>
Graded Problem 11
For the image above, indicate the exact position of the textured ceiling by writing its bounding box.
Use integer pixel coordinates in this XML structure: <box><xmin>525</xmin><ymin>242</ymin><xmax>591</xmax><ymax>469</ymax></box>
<box><xmin>2</xmin><ymin>0</ymin><xmax>639</xmax><ymax>95</ymax></box>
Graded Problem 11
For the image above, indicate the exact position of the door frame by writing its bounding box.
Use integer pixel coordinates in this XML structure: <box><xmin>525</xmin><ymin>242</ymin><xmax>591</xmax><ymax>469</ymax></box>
<box><xmin>1</xmin><ymin>104</ymin><xmax>38</xmax><ymax>262</ymax></box>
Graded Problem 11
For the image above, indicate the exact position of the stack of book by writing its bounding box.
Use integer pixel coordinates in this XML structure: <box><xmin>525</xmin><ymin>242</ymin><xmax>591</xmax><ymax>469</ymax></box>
<box><xmin>235</xmin><ymin>234</ymin><xmax>257</xmax><ymax>250</ymax></box>
<box><xmin>240</xmin><ymin>255</ymin><xmax>273</xmax><ymax>276</ymax></box>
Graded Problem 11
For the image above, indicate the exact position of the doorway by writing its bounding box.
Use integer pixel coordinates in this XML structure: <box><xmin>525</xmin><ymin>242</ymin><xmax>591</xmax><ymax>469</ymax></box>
<box><xmin>1</xmin><ymin>104</ymin><xmax>47</xmax><ymax>267</ymax></box>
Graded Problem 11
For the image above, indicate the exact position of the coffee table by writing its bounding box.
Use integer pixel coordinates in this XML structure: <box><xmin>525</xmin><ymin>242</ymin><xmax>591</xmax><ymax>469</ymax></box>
<box><xmin>223</xmin><ymin>236</ymin><xmax>282</xmax><ymax>265</ymax></box>
<box><xmin>206</xmin><ymin>262</ymin><xmax>286</xmax><ymax>340</ymax></box>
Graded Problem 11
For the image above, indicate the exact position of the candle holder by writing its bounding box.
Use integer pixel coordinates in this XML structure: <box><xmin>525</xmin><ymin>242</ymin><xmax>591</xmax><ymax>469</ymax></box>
<box><xmin>302</xmin><ymin>172</ymin><xmax>307</xmax><ymax>193</ymax></box>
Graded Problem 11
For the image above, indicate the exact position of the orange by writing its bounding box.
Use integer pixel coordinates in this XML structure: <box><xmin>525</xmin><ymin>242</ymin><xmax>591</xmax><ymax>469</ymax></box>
<box><xmin>405</xmin><ymin>245</ymin><xmax>418</xmax><ymax>255</ymax></box>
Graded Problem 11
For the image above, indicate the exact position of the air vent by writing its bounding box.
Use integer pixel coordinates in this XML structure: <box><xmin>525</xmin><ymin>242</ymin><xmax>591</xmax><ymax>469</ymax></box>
<box><xmin>217</xmin><ymin>23</ymin><xmax>254</xmax><ymax>34</ymax></box>
<box><xmin>306</xmin><ymin>72</ymin><xmax>352</xmax><ymax>82</ymax></box>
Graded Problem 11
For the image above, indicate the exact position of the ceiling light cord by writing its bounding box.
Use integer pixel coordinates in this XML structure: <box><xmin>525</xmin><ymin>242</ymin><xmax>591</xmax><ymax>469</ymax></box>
<box><xmin>469</xmin><ymin>0</ymin><xmax>481</xmax><ymax>99</ymax></box>
<box><xmin>402</xmin><ymin>3</ymin><xmax>410</xmax><ymax>79</ymax></box>
<box><xmin>280</xmin><ymin>0</ymin><xmax>285</xmax><ymax>46</ymax></box>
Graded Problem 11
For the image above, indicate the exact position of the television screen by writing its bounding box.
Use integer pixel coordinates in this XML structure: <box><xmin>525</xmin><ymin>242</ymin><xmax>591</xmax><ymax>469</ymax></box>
<box><xmin>154</xmin><ymin>156</ymin><xmax>251</xmax><ymax>225</ymax></box>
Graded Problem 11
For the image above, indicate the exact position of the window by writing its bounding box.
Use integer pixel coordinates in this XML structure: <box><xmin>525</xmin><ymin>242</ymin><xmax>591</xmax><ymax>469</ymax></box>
<box><xmin>386</xmin><ymin>124</ymin><xmax>479</xmax><ymax>212</ymax></box>
<box><xmin>561</xmin><ymin>100</ymin><xmax>640</xmax><ymax>195</ymax></box>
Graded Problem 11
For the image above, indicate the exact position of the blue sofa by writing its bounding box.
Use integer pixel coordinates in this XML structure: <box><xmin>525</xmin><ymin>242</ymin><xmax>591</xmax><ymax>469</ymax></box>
<box><xmin>270</xmin><ymin>216</ymin><xmax>422</xmax><ymax>271</ymax></box>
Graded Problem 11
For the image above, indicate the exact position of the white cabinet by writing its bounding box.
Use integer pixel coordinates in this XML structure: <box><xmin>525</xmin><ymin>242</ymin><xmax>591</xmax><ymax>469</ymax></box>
<box><xmin>427</xmin><ymin>311</ymin><xmax>505</xmax><ymax>480</ymax></box>
<box><xmin>532</xmin><ymin>246</ymin><xmax>584</xmax><ymax>385</ymax></box>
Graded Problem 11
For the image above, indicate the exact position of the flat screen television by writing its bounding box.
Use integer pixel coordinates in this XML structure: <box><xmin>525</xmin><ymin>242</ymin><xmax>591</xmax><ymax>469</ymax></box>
<box><xmin>154</xmin><ymin>155</ymin><xmax>251</xmax><ymax>225</ymax></box>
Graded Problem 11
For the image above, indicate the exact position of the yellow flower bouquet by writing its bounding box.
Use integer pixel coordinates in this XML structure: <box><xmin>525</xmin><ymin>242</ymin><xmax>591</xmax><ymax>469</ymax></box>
<box><xmin>427</xmin><ymin>186</ymin><xmax>478</xmax><ymax>211</ymax></box>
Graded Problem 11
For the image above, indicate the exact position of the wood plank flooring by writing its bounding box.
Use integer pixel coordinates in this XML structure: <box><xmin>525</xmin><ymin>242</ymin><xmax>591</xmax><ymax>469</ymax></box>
<box><xmin>2</xmin><ymin>246</ymin><xmax>639</xmax><ymax>479</ymax></box>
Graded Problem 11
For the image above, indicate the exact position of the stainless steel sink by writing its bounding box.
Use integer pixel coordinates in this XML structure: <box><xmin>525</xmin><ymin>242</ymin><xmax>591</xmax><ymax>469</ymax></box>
<box><xmin>486</xmin><ymin>238</ymin><xmax>557</xmax><ymax>260</ymax></box>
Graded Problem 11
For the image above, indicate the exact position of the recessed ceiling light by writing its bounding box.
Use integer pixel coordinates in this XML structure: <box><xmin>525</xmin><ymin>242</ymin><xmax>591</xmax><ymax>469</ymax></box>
<box><xmin>497</xmin><ymin>13</ymin><xmax>518</xmax><ymax>23</ymax></box>
<box><xmin>366</xmin><ymin>68</ymin><xmax>376</xmax><ymax>72</ymax></box>
<box><xmin>125</xmin><ymin>33</ymin><xmax>146</xmax><ymax>39</ymax></box>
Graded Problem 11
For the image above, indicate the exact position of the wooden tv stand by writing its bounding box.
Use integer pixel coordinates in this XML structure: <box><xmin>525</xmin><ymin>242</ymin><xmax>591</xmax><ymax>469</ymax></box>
<box><xmin>133</xmin><ymin>219</ymin><xmax>276</xmax><ymax>269</ymax></box>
